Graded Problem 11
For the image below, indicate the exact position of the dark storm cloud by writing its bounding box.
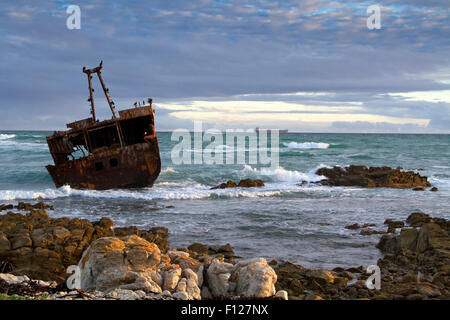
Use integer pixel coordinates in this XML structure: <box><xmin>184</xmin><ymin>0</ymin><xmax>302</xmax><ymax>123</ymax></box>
<box><xmin>0</xmin><ymin>0</ymin><xmax>449</xmax><ymax>131</ymax></box>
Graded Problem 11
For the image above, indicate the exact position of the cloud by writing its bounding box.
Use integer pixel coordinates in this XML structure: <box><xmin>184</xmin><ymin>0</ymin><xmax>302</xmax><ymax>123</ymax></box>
<box><xmin>0</xmin><ymin>0</ymin><xmax>449</xmax><ymax>132</ymax></box>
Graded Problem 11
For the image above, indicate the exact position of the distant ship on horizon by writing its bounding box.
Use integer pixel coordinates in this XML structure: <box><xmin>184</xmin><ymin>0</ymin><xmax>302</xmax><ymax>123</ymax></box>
<box><xmin>255</xmin><ymin>127</ymin><xmax>289</xmax><ymax>134</ymax></box>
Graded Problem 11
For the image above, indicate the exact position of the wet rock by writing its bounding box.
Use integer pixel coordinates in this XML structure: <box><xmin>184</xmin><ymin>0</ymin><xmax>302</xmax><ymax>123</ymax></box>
<box><xmin>412</xmin><ymin>187</ymin><xmax>425</xmax><ymax>191</ymax></box>
<box><xmin>360</xmin><ymin>229</ymin><xmax>385</xmax><ymax>236</ymax></box>
<box><xmin>188</xmin><ymin>243</ymin><xmax>208</xmax><ymax>255</ymax></box>
<box><xmin>385</xmin><ymin>221</ymin><xmax>404</xmax><ymax>229</ymax></box>
<box><xmin>406</xmin><ymin>212</ymin><xmax>432</xmax><ymax>227</ymax></box>
<box><xmin>430</xmin><ymin>187</ymin><xmax>439</xmax><ymax>192</ymax></box>
<box><xmin>237</xmin><ymin>179</ymin><xmax>265</xmax><ymax>188</ymax></box>
<box><xmin>211</xmin><ymin>180</ymin><xmax>237</xmax><ymax>189</ymax></box>
<box><xmin>211</xmin><ymin>179</ymin><xmax>264</xmax><ymax>189</ymax></box>
<box><xmin>345</xmin><ymin>224</ymin><xmax>361</xmax><ymax>230</ymax></box>
<box><xmin>316</xmin><ymin>165</ymin><xmax>431</xmax><ymax>188</ymax></box>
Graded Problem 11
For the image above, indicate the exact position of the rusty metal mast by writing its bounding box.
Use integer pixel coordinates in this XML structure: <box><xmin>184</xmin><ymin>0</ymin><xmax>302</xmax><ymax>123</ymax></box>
<box><xmin>82</xmin><ymin>61</ymin><xmax>117</xmax><ymax>120</ymax></box>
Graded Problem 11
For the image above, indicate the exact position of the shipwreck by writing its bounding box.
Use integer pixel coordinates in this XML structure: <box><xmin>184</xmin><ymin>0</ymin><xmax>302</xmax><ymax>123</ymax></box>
<box><xmin>46</xmin><ymin>61</ymin><xmax>161</xmax><ymax>190</ymax></box>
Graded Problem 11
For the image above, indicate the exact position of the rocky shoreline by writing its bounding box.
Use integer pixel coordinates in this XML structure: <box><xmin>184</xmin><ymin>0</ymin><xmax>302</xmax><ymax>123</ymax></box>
<box><xmin>1</xmin><ymin>200</ymin><xmax>449</xmax><ymax>300</ymax></box>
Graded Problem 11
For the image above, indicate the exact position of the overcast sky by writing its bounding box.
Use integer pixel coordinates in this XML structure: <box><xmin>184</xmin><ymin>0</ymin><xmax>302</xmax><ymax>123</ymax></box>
<box><xmin>1</xmin><ymin>0</ymin><xmax>449</xmax><ymax>133</ymax></box>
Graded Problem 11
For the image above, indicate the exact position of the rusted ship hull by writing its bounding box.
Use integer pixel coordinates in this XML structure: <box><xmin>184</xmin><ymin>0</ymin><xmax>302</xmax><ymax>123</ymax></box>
<box><xmin>46</xmin><ymin>139</ymin><xmax>160</xmax><ymax>190</ymax></box>
<box><xmin>46</xmin><ymin>62</ymin><xmax>161</xmax><ymax>190</ymax></box>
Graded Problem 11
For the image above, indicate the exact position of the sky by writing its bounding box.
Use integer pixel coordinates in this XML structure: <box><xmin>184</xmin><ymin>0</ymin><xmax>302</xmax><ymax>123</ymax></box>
<box><xmin>0</xmin><ymin>0</ymin><xmax>449</xmax><ymax>133</ymax></box>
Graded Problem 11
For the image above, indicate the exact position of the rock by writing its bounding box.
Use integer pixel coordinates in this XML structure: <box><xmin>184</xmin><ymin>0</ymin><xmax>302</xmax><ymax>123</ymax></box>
<box><xmin>211</xmin><ymin>180</ymin><xmax>237</xmax><ymax>189</ymax></box>
<box><xmin>173</xmin><ymin>291</ymin><xmax>190</xmax><ymax>300</ymax></box>
<box><xmin>274</xmin><ymin>261</ymin><xmax>306</xmax><ymax>296</ymax></box>
<box><xmin>211</xmin><ymin>179</ymin><xmax>264</xmax><ymax>189</ymax></box>
<box><xmin>412</xmin><ymin>187</ymin><xmax>425</xmax><ymax>191</ymax></box>
<box><xmin>376</xmin><ymin>234</ymin><xmax>399</xmax><ymax>253</ymax></box>
<box><xmin>307</xmin><ymin>269</ymin><xmax>336</xmax><ymax>287</ymax></box>
<box><xmin>406</xmin><ymin>212</ymin><xmax>432</xmax><ymax>227</ymax></box>
<box><xmin>182</xmin><ymin>268</ymin><xmax>197</xmax><ymax>281</ymax></box>
<box><xmin>430</xmin><ymin>187</ymin><xmax>438</xmax><ymax>192</ymax></box>
<box><xmin>188</xmin><ymin>243</ymin><xmax>208</xmax><ymax>255</ymax></box>
<box><xmin>185</xmin><ymin>278</ymin><xmax>201</xmax><ymax>300</ymax></box>
<box><xmin>360</xmin><ymin>229</ymin><xmax>385</xmax><ymax>236</ymax></box>
<box><xmin>169</xmin><ymin>250</ymin><xmax>202</xmax><ymax>272</ymax></box>
<box><xmin>78</xmin><ymin>235</ymin><xmax>162</xmax><ymax>293</ymax></box>
<box><xmin>0</xmin><ymin>233</ymin><xmax>10</xmax><ymax>253</ymax></box>
<box><xmin>0</xmin><ymin>273</ymin><xmax>30</xmax><ymax>284</ymax></box>
<box><xmin>399</xmin><ymin>228</ymin><xmax>419</xmax><ymax>251</ymax></box>
<box><xmin>107</xmin><ymin>289</ymin><xmax>141</xmax><ymax>300</ymax></box>
<box><xmin>218</xmin><ymin>243</ymin><xmax>234</xmax><ymax>255</ymax></box>
<box><xmin>237</xmin><ymin>179</ymin><xmax>265</xmax><ymax>188</ymax></box>
<box><xmin>0</xmin><ymin>210</ymin><xmax>118</xmax><ymax>282</ymax></box>
<box><xmin>305</xmin><ymin>293</ymin><xmax>323</xmax><ymax>300</ymax></box>
<box><xmin>162</xmin><ymin>268</ymin><xmax>182</xmax><ymax>292</ymax></box>
<box><xmin>275</xmin><ymin>290</ymin><xmax>288</xmax><ymax>300</ymax></box>
<box><xmin>386</xmin><ymin>221</ymin><xmax>404</xmax><ymax>229</ymax></box>
<box><xmin>114</xmin><ymin>226</ymin><xmax>169</xmax><ymax>253</ymax></box>
<box><xmin>316</xmin><ymin>165</ymin><xmax>431</xmax><ymax>188</ymax></box>
<box><xmin>231</xmin><ymin>258</ymin><xmax>277</xmax><ymax>298</ymax></box>
<box><xmin>9</xmin><ymin>233</ymin><xmax>32</xmax><ymax>250</ymax></box>
<box><xmin>201</xmin><ymin>286</ymin><xmax>213</xmax><ymax>299</ymax></box>
<box><xmin>416</xmin><ymin>223</ymin><xmax>450</xmax><ymax>253</ymax></box>
<box><xmin>206</xmin><ymin>258</ymin><xmax>234</xmax><ymax>297</ymax></box>
<box><xmin>345</xmin><ymin>224</ymin><xmax>361</xmax><ymax>230</ymax></box>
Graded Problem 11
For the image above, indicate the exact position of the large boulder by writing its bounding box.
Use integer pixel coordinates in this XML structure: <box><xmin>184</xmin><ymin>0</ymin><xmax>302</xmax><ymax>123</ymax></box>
<box><xmin>231</xmin><ymin>258</ymin><xmax>277</xmax><ymax>298</ymax></box>
<box><xmin>78</xmin><ymin>235</ymin><xmax>163</xmax><ymax>293</ymax></box>
<box><xmin>206</xmin><ymin>258</ymin><xmax>234</xmax><ymax>297</ymax></box>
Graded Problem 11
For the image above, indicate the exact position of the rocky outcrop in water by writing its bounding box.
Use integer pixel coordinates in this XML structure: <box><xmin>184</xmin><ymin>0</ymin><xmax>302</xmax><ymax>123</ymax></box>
<box><xmin>315</xmin><ymin>165</ymin><xmax>432</xmax><ymax>189</ymax></box>
<box><xmin>211</xmin><ymin>178</ymin><xmax>264</xmax><ymax>189</ymax></box>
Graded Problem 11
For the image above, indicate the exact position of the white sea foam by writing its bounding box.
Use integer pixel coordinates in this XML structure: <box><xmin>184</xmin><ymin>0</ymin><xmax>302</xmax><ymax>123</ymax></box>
<box><xmin>283</xmin><ymin>141</ymin><xmax>330</xmax><ymax>149</ymax></box>
<box><xmin>0</xmin><ymin>182</ymin><xmax>306</xmax><ymax>201</ymax></box>
<box><xmin>429</xmin><ymin>176</ymin><xmax>450</xmax><ymax>188</ymax></box>
<box><xmin>241</xmin><ymin>164</ymin><xmax>325</xmax><ymax>183</ymax></box>
<box><xmin>0</xmin><ymin>134</ymin><xmax>16</xmax><ymax>140</ymax></box>
<box><xmin>160</xmin><ymin>167</ymin><xmax>178</xmax><ymax>174</ymax></box>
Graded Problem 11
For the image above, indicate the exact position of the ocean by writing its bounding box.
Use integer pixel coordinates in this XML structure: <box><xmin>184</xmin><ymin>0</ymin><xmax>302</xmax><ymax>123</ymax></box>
<box><xmin>0</xmin><ymin>131</ymin><xmax>449</xmax><ymax>269</ymax></box>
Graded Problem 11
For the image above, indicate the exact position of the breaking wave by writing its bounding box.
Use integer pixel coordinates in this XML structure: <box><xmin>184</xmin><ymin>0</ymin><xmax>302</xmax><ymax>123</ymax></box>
<box><xmin>240</xmin><ymin>164</ymin><xmax>325</xmax><ymax>183</ymax></box>
<box><xmin>0</xmin><ymin>134</ymin><xmax>16</xmax><ymax>140</ymax></box>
